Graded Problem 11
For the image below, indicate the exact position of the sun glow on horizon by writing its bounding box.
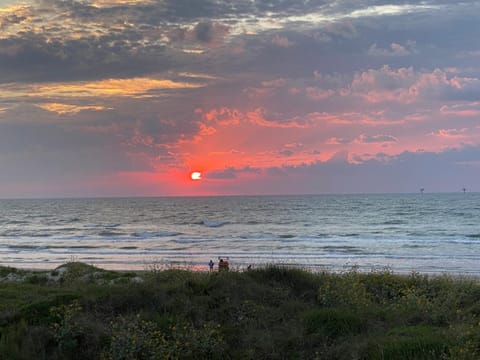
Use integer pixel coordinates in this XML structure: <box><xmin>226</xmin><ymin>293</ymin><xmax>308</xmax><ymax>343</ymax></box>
<box><xmin>190</xmin><ymin>171</ymin><xmax>202</xmax><ymax>181</ymax></box>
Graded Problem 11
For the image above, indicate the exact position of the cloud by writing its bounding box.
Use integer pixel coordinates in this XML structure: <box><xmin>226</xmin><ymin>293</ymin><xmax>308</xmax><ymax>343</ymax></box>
<box><xmin>305</xmin><ymin>86</ymin><xmax>335</xmax><ymax>100</ymax></box>
<box><xmin>201</xmin><ymin>107</ymin><xmax>242</xmax><ymax>125</ymax></box>
<box><xmin>167</xmin><ymin>20</ymin><xmax>230</xmax><ymax>48</ymax></box>
<box><xmin>440</xmin><ymin>103</ymin><xmax>480</xmax><ymax>117</ymax></box>
<box><xmin>200</xmin><ymin>107</ymin><xmax>312</xmax><ymax>129</ymax></box>
<box><xmin>36</xmin><ymin>103</ymin><xmax>111</xmax><ymax>115</ymax></box>
<box><xmin>1</xmin><ymin>77</ymin><xmax>206</xmax><ymax>100</ymax></box>
<box><xmin>279</xmin><ymin>149</ymin><xmax>294</xmax><ymax>157</ymax></box>
<box><xmin>367</xmin><ymin>41</ymin><xmax>415</xmax><ymax>56</ymax></box>
<box><xmin>347</xmin><ymin>4</ymin><xmax>439</xmax><ymax>18</ymax></box>
<box><xmin>0</xmin><ymin>33</ymin><xmax>173</xmax><ymax>82</ymax></box>
<box><xmin>91</xmin><ymin>0</ymin><xmax>155</xmax><ymax>7</ymax></box>
<box><xmin>2</xmin><ymin>0</ymin><xmax>480</xmax><ymax>197</ymax></box>
<box><xmin>255</xmin><ymin>146</ymin><xmax>480</xmax><ymax>194</ymax></box>
<box><xmin>271</xmin><ymin>34</ymin><xmax>294</xmax><ymax>47</ymax></box>
<box><xmin>247</xmin><ymin>108</ymin><xmax>311</xmax><ymax>128</ymax></box>
<box><xmin>206</xmin><ymin>166</ymin><xmax>260</xmax><ymax>179</ymax></box>
<box><xmin>192</xmin><ymin>21</ymin><xmax>229</xmax><ymax>44</ymax></box>
<box><xmin>348</xmin><ymin>66</ymin><xmax>477</xmax><ymax>104</ymax></box>
<box><xmin>429</xmin><ymin>128</ymin><xmax>468</xmax><ymax>139</ymax></box>
<box><xmin>356</xmin><ymin>134</ymin><xmax>398</xmax><ymax>144</ymax></box>
<box><xmin>326</xmin><ymin>137</ymin><xmax>351</xmax><ymax>145</ymax></box>
<box><xmin>309</xmin><ymin>21</ymin><xmax>357</xmax><ymax>43</ymax></box>
<box><xmin>198</xmin><ymin>122</ymin><xmax>217</xmax><ymax>136</ymax></box>
<box><xmin>0</xmin><ymin>4</ymin><xmax>31</xmax><ymax>28</ymax></box>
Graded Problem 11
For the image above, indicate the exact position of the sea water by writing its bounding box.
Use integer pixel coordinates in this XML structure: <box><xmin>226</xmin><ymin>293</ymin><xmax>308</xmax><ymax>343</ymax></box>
<box><xmin>0</xmin><ymin>193</ymin><xmax>479</xmax><ymax>274</ymax></box>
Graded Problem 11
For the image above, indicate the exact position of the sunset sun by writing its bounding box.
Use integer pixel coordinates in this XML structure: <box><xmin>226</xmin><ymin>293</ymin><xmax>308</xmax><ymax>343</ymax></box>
<box><xmin>190</xmin><ymin>171</ymin><xmax>202</xmax><ymax>181</ymax></box>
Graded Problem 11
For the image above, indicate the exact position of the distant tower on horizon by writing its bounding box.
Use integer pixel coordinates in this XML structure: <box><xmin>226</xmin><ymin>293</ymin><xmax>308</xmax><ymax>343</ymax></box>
<box><xmin>462</xmin><ymin>187</ymin><xmax>466</xmax><ymax>194</ymax></box>
<box><xmin>420</xmin><ymin>188</ymin><xmax>425</xmax><ymax>195</ymax></box>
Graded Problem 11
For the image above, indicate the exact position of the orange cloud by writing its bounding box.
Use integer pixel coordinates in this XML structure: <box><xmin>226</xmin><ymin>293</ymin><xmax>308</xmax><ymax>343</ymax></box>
<box><xmin>199</xmin><ymin>122</ymin><xmax>217</xmax><ymax>136</ymax></box>
<box><xmin>36</xmin><ymin>103</ymin><xmax>110</xmax><ymax>115</ymax></box>
<box><xmin>0</xmin><ymin>5</ymin><xmax>31</xmax><ymax>38</ymax></box>
<box><xmin>0</xmin><ymin>77</ymin><xmax>207</xmax><ymax>102</ymax></box>
<box><xmin>34</xmin><ymin>78</ymin><xmax>205</xmax><ymax>98</ymax></box>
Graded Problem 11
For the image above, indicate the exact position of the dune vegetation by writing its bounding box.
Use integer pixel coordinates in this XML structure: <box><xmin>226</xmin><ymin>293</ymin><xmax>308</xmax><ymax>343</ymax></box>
<box><xmin>0</xmin><ymin>262</ymin><xmax>480</xmax><ymax>359</ymax></box>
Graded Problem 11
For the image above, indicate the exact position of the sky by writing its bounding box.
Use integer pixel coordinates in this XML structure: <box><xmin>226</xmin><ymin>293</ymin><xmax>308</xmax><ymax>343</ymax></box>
<box><xmin>1</xmin><ymin>0</ymin><xmax>480</xmax><ymax>198</ymax></box>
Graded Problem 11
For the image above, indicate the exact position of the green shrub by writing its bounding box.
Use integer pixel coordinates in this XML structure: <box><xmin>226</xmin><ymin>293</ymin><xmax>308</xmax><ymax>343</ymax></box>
<box><xmin>102</xmin><ymin>315</ymin><xmax>225</xmax><ymax>360</ymax></box>
<box><xmin>304</xmin><ymin>308</ymin><xmax>365</xmax><ymax>338</ymax></box>
<box><xmin>248</xmin><ymin>265</ymin><xmax>320</xmax><ymax>299</ymax></box>
<box><xmin>0</xmin><ymin>320</ymin><xmax>52</xmax><ymax>360</ymax></box>
<box><xmin>361</xmin><ymin>325</ymin><xmax>449</xmax><ymax>360</ymax></box>
<box><xmin>0</xmin><ymin>266</ymin><xmax>22</xmax><ymax>277</ymax></box>
<box><xmin>317</xmin><ymin>271</ymin><xmax>371</xmax><ymax>310</ymax></box>
<box><xmin>102</xmin><ymin>315</ymin><xmax>165</xmax><ymax>360</ymax></box>
<box><xmin>361</xmin><ymin>270</ymin><xmax>408</xmax><ymax>304</ymax></box>
<box><xmin>50</xmin><ymin>300</ymin><xmax>84</xmax><ymax>356</ymax></box>
<box><xmin>2</xmin><ymin>262</ymin><xmax>480</xmax><ymax>359</ymax></box>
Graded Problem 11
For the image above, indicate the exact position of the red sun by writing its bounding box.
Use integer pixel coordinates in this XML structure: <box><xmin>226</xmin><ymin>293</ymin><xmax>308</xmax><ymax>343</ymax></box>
<box><xmin>190</xmin><ymin>171</ymin><xmax>202</xmax><ymax>181</ymax></box>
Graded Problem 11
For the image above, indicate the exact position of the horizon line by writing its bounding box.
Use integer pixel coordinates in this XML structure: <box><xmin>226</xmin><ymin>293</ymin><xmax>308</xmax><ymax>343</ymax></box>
<box><xmin>0</xmin><ymin>190</ymin><xmax>477</xmax><ymax>201</ymax></box>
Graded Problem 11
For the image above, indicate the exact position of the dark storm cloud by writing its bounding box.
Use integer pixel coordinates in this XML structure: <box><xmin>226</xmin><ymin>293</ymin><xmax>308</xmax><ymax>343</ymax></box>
<box><xmin>116</xmin><ymin>98</ymin><xmax>201</xmax><ymax>143</ymax></box>
<box><xmin>0</xmin><ymin>13</ymin><xmax>27</xmax><ymax>30</ymax></box>
<box><xmin>193</xmin><ymin>22</ymin><xmax>220</xmax><ymax>43</ymax></box>
<box><xmin>0</xmin><ymin>31</ymin><xmax>173</xmax><ymax>82</ymax></box>
<box><xmin>142</xmin><ymin>0</ymin><xmax>331</xmax><ymax>21</ymax></box>
<box><xmin>2</xmin><ymin>0</ymin><xmax>479</xmax><ymax>83</ymax></box>
<box><xmin>40</xmin><ymin>0</ymin><xmax>321</xmax><ymax>24</ymax></box>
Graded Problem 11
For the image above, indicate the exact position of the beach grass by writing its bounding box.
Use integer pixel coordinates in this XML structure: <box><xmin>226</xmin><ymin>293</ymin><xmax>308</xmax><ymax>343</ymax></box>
<box><xmin>0</xmin><ymin>262</ymin><xmax>479</xmax><ymax>359</ymax></box>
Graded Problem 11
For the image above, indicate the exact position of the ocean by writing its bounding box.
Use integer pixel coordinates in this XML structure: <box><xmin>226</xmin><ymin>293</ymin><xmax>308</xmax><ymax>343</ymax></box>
<box><xmin>0</xmin><ymin>193</ymin><xmax>479</xmax><ymax>274</ymax></box>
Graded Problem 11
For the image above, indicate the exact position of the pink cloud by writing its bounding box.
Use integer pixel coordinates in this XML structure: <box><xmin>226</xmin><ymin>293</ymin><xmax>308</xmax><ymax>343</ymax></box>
<box><xmin>348</xmin><ymin>66</ymin><xmax>472</xmax><ymax>104</ymax></box>
<box><xmin>326</xmin><ymin>137</ymin><xmax>351</xmax><ymax>145</ymax></box>
<box><xmin>440</xmin><ymin>103</ymin><xmax>480</xmax><ymax>117</ymax></box>
<box><xmin>429</xmin><ymin>128</ymin><xmax>468</xmax><ymax>139</ymax></box>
